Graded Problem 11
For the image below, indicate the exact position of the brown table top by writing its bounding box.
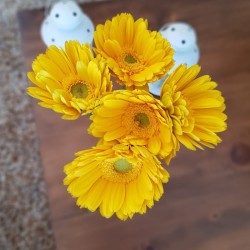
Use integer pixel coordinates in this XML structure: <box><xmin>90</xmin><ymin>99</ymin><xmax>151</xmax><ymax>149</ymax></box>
<box><xmin>18</xmin><ymin>0</ymin><xmax>250</xmax><ymax>249</ymax></box>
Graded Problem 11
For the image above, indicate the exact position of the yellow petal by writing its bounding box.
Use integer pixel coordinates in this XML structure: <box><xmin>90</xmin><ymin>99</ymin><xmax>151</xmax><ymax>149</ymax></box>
<box><xmin>148</xmin><ymin>137</ymin><xmax>161</xmax><ymax>154</ymax></box>
<box><xmin>104</xmin><ymin>127</ymin><xmax>127</xmax><ymax>141</ymax></box>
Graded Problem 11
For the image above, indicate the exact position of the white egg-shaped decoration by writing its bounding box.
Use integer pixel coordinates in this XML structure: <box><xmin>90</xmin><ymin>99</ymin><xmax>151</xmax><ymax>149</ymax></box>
<box><xmin>41</xmin><ymin>0</ymin><xmax>94</xmax><ymax>48</ymax></box>
<box><xmin>160</xmin><ymin>22</ymin><xmax>200</xmax><ymax>68</ymax></box>
<box><xmin>160</xmin><ymin>22</ymin><xmax>197</xmax><ymax>51</ymax></box>
<box><xmin>149</xmin><ymin>22</ymin><xmax>200</xmax><ymax>96</ymax></box>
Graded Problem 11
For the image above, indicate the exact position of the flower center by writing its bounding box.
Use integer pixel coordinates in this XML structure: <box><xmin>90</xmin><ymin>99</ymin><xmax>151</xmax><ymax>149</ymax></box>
<box><xmin>114</xmin><ymin>158</ymin><xmax>133</xmax><ymax>173</ymax></box>
<box><xmin>124</xmin><ymin>54</ymin><xmax>137</xmax><ymax>64</ymax></box>
<box><xmin>71</xmin><ymin>83</ymin><xmax>88</xmax><ymax>98</ymax></box>
<box><xmin>101</xmin><ymin>158</ymin><xmax>142</xmax><ymax>183</ymax></box>
<box><xmin>134</xmin><ymin>113</ymin><xmax>150</xmax><ymax>128</ymax></box>
<box><xmin>123</xmin><ymin>104</ymin><xmax>159</xmax><ymax>138</ymax></box>
<box><xmin>117</xmin><ymin>51</ymin><xmax>145</xmax><ymax>75</ymax></box>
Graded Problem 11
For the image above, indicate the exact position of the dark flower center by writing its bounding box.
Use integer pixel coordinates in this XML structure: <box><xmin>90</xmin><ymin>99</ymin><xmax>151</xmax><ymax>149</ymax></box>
<box><xmin>124</xmin><ymin>54</ymin><xmax>137</xmax><ymax>64</ymax></box>
<box><xmin>71</xmin><ymin>83</ymin><xmax>88</xmax><ymax>98</ymax></box>
<box><xmin>134</xmin><ymin>112</ymin><xmax>150</xmax><ymax>128</ymax></box>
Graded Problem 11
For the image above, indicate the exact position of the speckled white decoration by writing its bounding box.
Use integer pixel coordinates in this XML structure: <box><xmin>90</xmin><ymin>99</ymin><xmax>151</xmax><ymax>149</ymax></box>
<box><xmin>41</xmin><ymin>0</ymin><xmax>94</xmax><ymax>47</ymax></box>
<box><xmin>149</xmin><ymin>22</ymin><xmax>200</xmax><ymax>96</ymax></box>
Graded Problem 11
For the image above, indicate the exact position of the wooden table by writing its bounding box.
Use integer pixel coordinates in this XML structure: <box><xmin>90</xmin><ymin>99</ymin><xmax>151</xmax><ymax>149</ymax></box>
<box><xmin>18</xmin><ymin>0</ymin><xmax>250</xmax><ymax>249</ymax></box>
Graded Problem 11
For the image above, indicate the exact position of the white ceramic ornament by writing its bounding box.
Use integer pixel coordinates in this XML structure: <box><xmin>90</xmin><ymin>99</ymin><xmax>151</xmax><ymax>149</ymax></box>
<box><xmin>40</xmin><ymin>0</ymin><xmax>94</xmax><ymax>48</ymax></box>
<box><xmin>149</xmin><ymin>22</ymin><xmax>200</xmax><ymax>96</ymax></box>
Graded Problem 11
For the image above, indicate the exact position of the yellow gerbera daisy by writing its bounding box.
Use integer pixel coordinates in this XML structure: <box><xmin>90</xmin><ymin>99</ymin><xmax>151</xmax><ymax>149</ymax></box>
<box><xmin>93</xmin><ymin>13</ymin><xmax>174</xmax><ymax>89</ymax></box>
<box><xmin>161</xmin><ymin>64</ymin><xmax>227</xmax><ymax>150</ymax></box>
<box><xmin>27</xmin><ymin>41</ymin><xmax>112</xmax><ymax>120</ymax></box>
<box><xmin>88</xmin><ymin>89</ymin><xmax>177</xmax><ymax>160</ymax></box>
<box><xmin>64</xmin><ymin>141</ymin><xmax>169</xmax><ymax>220</ymax></box>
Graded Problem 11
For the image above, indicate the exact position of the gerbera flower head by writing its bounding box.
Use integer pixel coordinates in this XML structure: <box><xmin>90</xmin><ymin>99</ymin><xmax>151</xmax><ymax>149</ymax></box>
<box><xmin>93</xmin><ymin>13</ymin><xmax>174</xmax><ymax>89</ymax></box>
<box><xmin>88</xmin><ymin>89</ymin><xmax>178</xmax><ymax>161</ymax></box>
<box><xmin>64</xmin><ymin>141</ymin><xmax>169</xmax><ymax>220</ymax></box>
<box><xmin>160</xmin><ymin>64</ymin><xmax>227</xmax><ymax>150</ymax></box>
<box><xmin>27</xmin><ymin>41</ymin><xmax>112</xmax><ymax>120</ymax></box>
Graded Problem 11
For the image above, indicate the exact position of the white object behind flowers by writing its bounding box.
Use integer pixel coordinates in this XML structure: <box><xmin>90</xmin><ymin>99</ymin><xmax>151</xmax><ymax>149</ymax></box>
<box><xmin>40</xmin><ymin>0</ymin><xmax>94</xmax><ymax>48</ymax></box>
<box><xmin>149</xmin><ymin>22</ymin><xmax>200</xmax><ymax>96</ymax></box>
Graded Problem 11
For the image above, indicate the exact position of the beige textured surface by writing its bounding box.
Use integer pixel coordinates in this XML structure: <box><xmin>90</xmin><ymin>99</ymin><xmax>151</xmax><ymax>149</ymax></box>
<box><xmin>0</xmin><ymin>1</ymin><xmax>55</xmax><ymax>249</ymax></box>
<box><xmin>0</xmin><ymin>0</ymin><xmax>99</xmax><ymax>249</ymax></box>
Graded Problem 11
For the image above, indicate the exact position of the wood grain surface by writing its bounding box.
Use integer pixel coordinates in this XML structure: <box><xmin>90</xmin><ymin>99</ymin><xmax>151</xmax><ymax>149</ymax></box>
<box><xmin>17</xmin><ymin>0</ymin><xmax>250</xmax><ymax>249</ymax></box>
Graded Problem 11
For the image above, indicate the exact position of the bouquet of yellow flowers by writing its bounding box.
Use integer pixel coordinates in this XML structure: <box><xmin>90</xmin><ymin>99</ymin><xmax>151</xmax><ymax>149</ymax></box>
<box><xmin>27</xmin><ymin>13</ymin><xmax>227</xmax><ymax>220</ymax></box>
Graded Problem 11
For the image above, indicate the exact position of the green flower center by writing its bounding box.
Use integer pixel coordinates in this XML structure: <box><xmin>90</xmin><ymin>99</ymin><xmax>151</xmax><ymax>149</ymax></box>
<box><xmin>114</xmin><ymin>158</ymin><xmax>133</xmax><ymax>173</ymax></box>
<box><xmin>134</xmin><ymin>112</ymin><xmax>150</xmax><ymax>128</ymax></box>
<box><xmin>124</xmin><ymin>54</ymin><xmax>137</xmax><ymax>64</ymax></box>
<box><xmin>71</xmin><ymin>83</ymin><xmax>88</xmax><ymax>98</ymax></box>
